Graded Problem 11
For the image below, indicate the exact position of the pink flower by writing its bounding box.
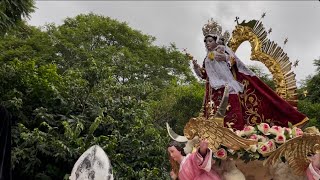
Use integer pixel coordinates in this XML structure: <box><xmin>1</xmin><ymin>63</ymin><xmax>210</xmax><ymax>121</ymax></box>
<box><xmin>275</xmin><ymin>134</ymin><xmax>286</xmax><ymax>144</ymax></box>
<box><xmin>269</xmin><ymin>126</ymin><xmax>284</xmax><ymax>135</ymax></box>
<box><xmin>257</xmin><ymin>143</ymin><xmax>270</xmax><ymax>154</ymax></box>
<box><xmin>243</xmin><ymin>125</ymin><xmax>256</xmax><ymax>136</ymax></box>
<box><xmin>249</xmin><ymin>134</ymin><xmax>259</xmax><ymax>141</ymax></box>
<box><xmin>266</xmin><ymin>140</ymin><xmax>276</xmax><ymax>151</ymax></box>
<box><xmin>292</xmin><ymin>127</ymin><xmax>303</xmax><ymax>137</ymax></box>
<box><xmin>257</xmin><ymin>123</ymin><xmax>270</xmax><ymax>135</ymax></box>
<box><xmin>296</xmin><ymin>129</ymin><xmax>303</xmax><ymax>137</ymax></box>
<box><xmin>215</xmin><ymin>148</ymin><xmax>227</xmax><ymax>160</ymax></box>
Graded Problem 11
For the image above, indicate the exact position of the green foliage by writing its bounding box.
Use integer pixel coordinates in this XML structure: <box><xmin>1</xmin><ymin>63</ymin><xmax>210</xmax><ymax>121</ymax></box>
<box><xmin>0</xmin><ymin>13</ymin><xmax>196</xmax><ymax>179</ymax></box>
<box><xmin>297</xmin><ymin>57</ymin><xmax>320</xmax><ymax>128</ymax></box>
<box><xmin>307</xmin><ymin>118</ymin><xmax>320</xmax><ymax>129</ymax></box>
<box><xmin>301</xmin><ymin>58</ymin><xmax>320</xmax><ymax>103</ymax></box>
<box><xmin>314</xmin><ymin>57</ymin><xmax>320</xmax><ymax>72</ymax></box>
<box><xmin>304</xmin><ymin>74</ymin><xmax>320</xmax><ymax>104</ymax></box>
<box><xmin>150</xmin><ymin>80</ymin><xmax>204</xmax><ymax>134</ymax></box>
<box><xmin>298</xmin><ymin>100</ymin><xmax>320</xmax><ymax>127</ymax></box>
<box><xmin>0</xmin><ymin>0</ymin><xmax>35</xmax><ymax>34</ymax></box>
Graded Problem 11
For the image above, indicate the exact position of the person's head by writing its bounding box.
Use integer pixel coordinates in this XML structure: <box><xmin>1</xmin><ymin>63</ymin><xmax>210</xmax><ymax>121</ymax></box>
<box><xmin>218</xmin><ymin>37</ymin><xmax>225</xmax><ymax>46</ymax></box>
<box><xmin>167</xmin><ymin>141</ymin><xmax>186</xmax><ymax>162</ymax></box>
<box><xmin>204</xmin><ymin>35</ymin><xmax>218</xmax><ymax>51</ymax></box>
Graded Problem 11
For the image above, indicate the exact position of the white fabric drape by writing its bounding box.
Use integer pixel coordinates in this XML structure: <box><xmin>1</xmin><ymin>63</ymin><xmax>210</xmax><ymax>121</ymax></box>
<box><xmin>204</xmin><ymin>52</ymin><xmax>244</xmax><ymax>94</ymax></box>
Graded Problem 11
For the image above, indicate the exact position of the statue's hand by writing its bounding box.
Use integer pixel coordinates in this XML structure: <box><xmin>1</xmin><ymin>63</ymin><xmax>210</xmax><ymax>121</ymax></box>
<box><xmin>192</xmin><ymin>59</ymin><xmax>200</xmax><ymax>68</ymax></box>
<box><xmin>199</xmin><ymin>139</ymin><xmax>209</xmax><ymax>156</ymax></box>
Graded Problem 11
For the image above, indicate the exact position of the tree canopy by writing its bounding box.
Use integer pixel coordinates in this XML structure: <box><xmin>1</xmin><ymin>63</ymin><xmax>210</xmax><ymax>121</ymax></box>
<box><xmin>0</xmin><ymin>0</ymin><xmax>35</xmax><ymax>34</ymax></box>
<box><xmin>297</xmin><ymin>57</ymin><xmax>320</xmax><ymax>128</ymax></box>
<box><xmin>0</xmin><ymin>13</ymin><xmax>197</xmax><ymax>179</ymax></box>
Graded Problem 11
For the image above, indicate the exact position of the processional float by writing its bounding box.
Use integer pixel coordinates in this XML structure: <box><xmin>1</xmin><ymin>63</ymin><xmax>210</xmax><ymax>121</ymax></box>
<box><xmin>167</xmin><ymin>14</ymin><xmax>319</xmax><ymax>180</ymax></box>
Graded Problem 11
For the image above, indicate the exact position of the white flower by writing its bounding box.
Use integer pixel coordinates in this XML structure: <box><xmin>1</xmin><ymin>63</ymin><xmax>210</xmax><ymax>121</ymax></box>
<box><xmin>243</xmin><ymin>126</ymin><xmax>256</xmax><ymax>136</ymax></box>
<box><xmin>249</xmin><ymin>134</ymin><xmax>259</xmax><ymax>141</ymax></box>
<box><xmin>266</xmin><ymin>140</ymin><xmax>276</xmax><ymax>151</ymax></box>
<box><xmin>269</xmin><ymin>126</ymin><xmax>284</xmax><ymax>135</ymax></box>
<box><xmin>245</xmin><ymin>144</ymin><xmax>258</xmax><ymax>153</ymax></box>
<box><xmin>257</xmin><ymin>123</ymin><xmax>270</xmax><ymax>135</ymax></box>
<box><xmin>275</xmin><ymin>134</ymin><xmax>286</xmax><ymax>144</ymax></box>
<box><xmin>257</xmin><ymin>142</ymin><xmax>270</xmax><ymax>154</ymax></box>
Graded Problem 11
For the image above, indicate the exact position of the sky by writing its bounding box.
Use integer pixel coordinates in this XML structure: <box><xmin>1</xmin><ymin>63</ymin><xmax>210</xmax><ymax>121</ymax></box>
<box><xmin>27</xmin><ymin>1</ymin><xmax>320</xmax><ymax>86</ymax></box>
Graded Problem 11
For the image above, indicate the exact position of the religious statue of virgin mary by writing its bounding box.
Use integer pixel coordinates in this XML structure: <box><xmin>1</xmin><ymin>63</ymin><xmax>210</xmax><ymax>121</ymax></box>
<box><xmin>192</xmin><ymin>18</ymin><xmax>308</xmax><ymax>130</ymax></box>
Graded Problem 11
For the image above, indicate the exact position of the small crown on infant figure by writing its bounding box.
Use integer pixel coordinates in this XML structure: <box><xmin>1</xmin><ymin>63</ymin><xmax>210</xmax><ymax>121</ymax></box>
<box><xmin>202</xmin><ymin>18</ymin><xmax>230</xmax><ymax>43</ymax></box>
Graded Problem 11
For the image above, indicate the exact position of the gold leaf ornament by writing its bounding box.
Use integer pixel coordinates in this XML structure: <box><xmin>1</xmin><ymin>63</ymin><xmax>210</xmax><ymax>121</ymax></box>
<box><xmin>184</xmin><ymin>116</ymin><xmax>257</xmax><ymax>152</ymax></box>
<box><xmin>264</xmin><ymin>133</ymin><xmax>320</xmax><ymax>176</ymax></box>
<box><xmin>208</xmin><ymin>51</ymin><xmax>215</xmax><ymax>60</ymax></box>
<box><xmin>228</xmin><ymin>20</ymin><xmax>299</xmax><ymax>106</ymax></box>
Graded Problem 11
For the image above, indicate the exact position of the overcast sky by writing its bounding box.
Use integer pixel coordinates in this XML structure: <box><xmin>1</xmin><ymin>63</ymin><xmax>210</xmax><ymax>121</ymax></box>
<box><xmin>28</xmin><ymin>1</ymin><xmax>320</xmax><ymax>86</ymax></box>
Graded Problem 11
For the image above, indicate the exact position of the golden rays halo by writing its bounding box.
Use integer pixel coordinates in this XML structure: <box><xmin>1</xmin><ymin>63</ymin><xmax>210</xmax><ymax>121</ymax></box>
<box><xmin>228</xmin><ymin>20</ymin><xmax>298</xmax><ymax>106</ymax></box>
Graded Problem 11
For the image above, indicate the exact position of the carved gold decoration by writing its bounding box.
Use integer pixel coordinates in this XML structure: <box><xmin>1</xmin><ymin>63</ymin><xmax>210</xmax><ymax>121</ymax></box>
<box><xmin>228</xmin><ymin>20</ymin><xmax>298</xmax><ymax>106</ymax></box>
<box><xmin>182</xmin><ymin>86</ymin><xmax>256</xmax><ymax>152</ymax></box>
<box><xmin>304</xmin><ymin>126</ymin><xmax>320</xmax><ymax>134</ymax></box>
<box><xmin>184</xmin><ymin>116</ymin><xmax>257</xmax><ymax>152</ymax></box>
<box><xmin>239</xmin><ymin>79</ymin><xmax>282</xmax><ymax>126</ymax></box>
<box><xmin>264</xmin><ymin>133</ymin><xmax>320</xmax><ymax>176</ymax></box>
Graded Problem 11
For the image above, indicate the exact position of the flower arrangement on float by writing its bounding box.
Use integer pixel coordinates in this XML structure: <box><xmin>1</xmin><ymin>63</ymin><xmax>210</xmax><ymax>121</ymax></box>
<box><xmin>212</xmin><ymin>123</ymin><xmax>304</xmax><ymax>163</ymax></box>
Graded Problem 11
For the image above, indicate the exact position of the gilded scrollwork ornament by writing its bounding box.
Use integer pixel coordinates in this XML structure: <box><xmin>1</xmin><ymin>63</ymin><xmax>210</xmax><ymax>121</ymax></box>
<box><xmin>228</xmin><ymin>20</ymin><xmax>298</xmax><ymax>106</ymax></box>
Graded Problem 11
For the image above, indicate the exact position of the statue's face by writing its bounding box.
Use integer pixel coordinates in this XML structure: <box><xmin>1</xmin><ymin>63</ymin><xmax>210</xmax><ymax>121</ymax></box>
<box><xmin>311</xmin><ymin>153</ymin><xmax>320</xmax><ymax>168</ymax></box>
<box><xmin>205</xmin><ymin>36</ymin><xmax>217</xmax><ymax>51</ymax></box>
<box><xmin>168</xmin><ymin>146</ymin><xmax>183</xmax><ymax>162</ymax></box>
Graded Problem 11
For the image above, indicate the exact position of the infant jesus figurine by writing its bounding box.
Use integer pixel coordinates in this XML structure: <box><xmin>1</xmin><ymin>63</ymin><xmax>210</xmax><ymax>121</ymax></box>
<box><xmin>214</xmin><ymin>38</ymin><xmax>235</xmax><ymax>68</ymax></box>
<box><xmin>215</xmin><ymin>39</ymin><xmax>226</xmax><ymax>56</ymax></box>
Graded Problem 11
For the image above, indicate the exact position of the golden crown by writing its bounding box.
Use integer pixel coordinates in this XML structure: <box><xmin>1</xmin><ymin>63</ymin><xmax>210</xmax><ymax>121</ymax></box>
<box><xmin>202</xmin><ymin>18</ymin><xmax>230</xmax><ymax>42</ymax></box>
<box><xmin>202</xmin><ymin>18</ymin><xmax>222</xmax><ymax>37</ymax></box>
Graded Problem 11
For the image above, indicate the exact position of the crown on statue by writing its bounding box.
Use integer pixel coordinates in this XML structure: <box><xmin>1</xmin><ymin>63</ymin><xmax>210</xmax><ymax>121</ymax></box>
<box><xmin>202</xmin><ymin>18</ymin><xmax>230</xmax><ymax>42</ymax></box>
<box><xmin>202</xmin><ymin>18</ymin><xmax>222</xmax><ymax>37</ymax></box>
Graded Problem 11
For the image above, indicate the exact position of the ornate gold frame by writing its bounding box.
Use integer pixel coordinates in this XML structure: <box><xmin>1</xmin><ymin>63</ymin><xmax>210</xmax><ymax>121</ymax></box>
<box><xmin>228</xmin><ymin>20</ymin><xmax>298</xmax><ymax>106</ymax></box>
